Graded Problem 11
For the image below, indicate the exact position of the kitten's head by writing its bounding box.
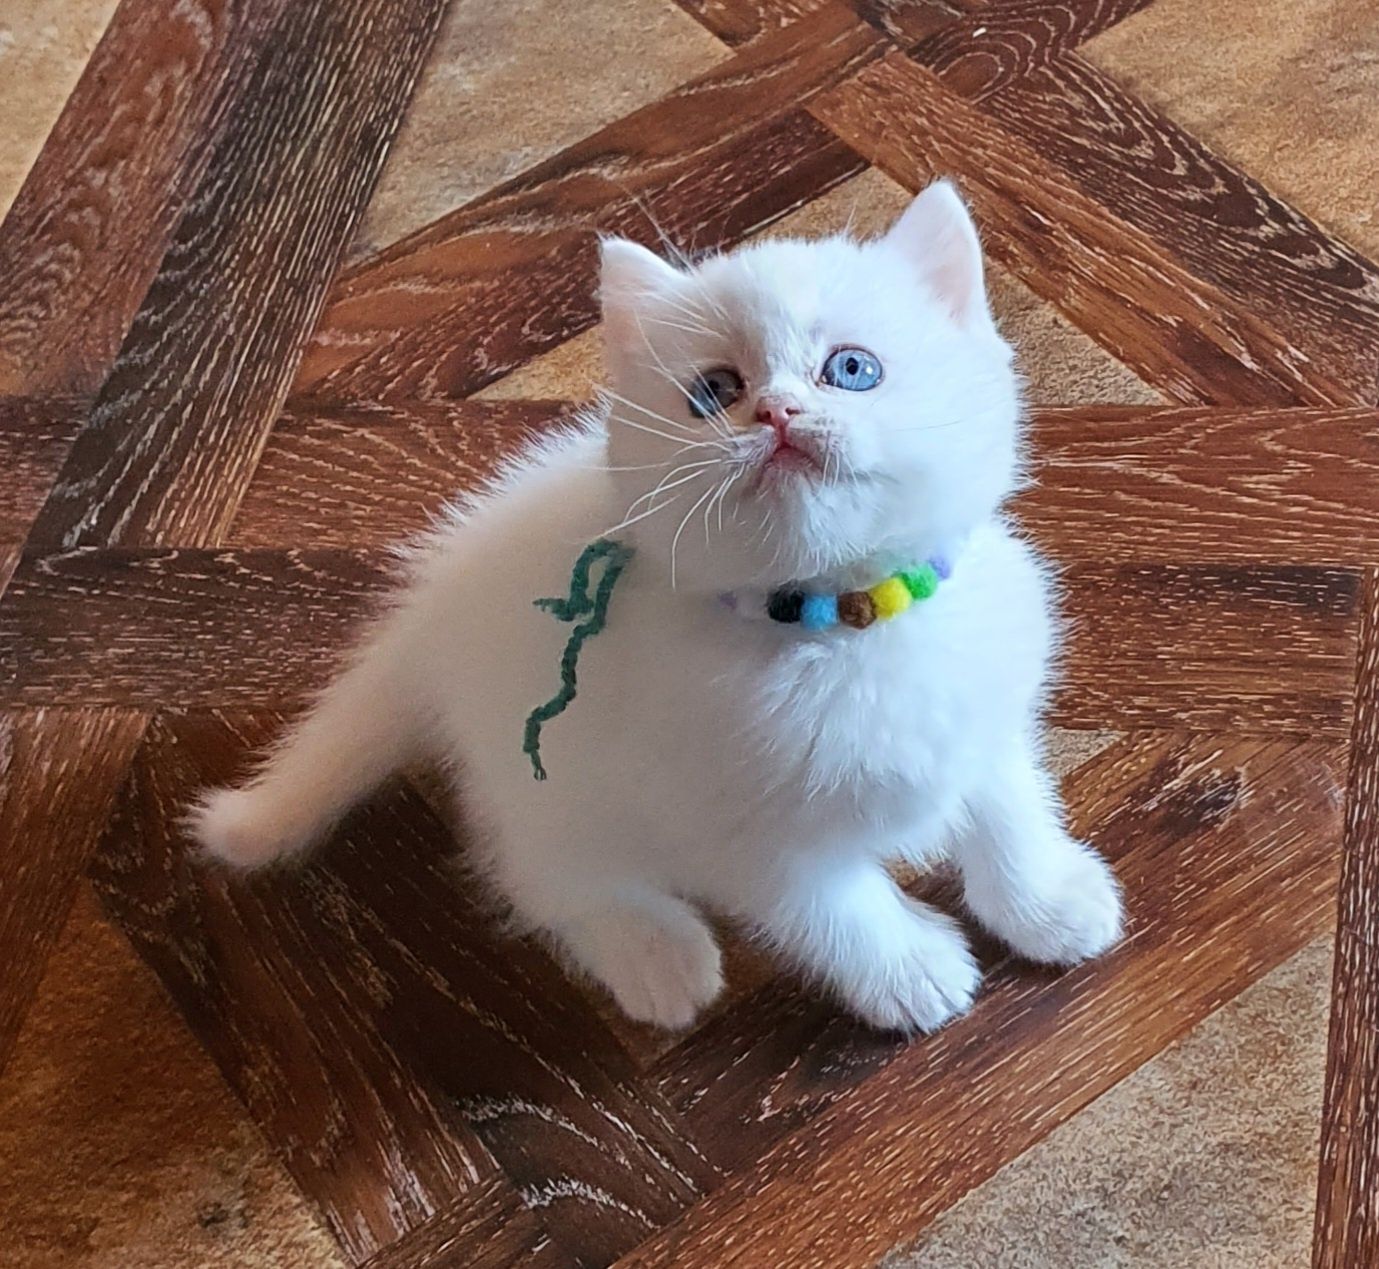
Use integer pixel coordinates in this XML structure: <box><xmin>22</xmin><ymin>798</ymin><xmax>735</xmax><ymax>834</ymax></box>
<box><xmin>598</xmin><ymin>181</ymin><xmax>1021</xmax><ymax>590</ymax></box>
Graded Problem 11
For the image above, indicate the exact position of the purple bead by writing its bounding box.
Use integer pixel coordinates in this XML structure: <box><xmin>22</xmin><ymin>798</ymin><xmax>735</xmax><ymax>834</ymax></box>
<box><xmin>928</xmin><ymin>555</ymin><xmax>952</xmax><ymax>581</ymax></box>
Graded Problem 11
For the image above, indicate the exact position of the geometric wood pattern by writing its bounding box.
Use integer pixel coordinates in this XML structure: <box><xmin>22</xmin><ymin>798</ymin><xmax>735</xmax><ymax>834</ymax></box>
<box><xmin>2</xmin><ymin>0</ymin><xmax>1376</xmax><ymax>1265</ymax></box>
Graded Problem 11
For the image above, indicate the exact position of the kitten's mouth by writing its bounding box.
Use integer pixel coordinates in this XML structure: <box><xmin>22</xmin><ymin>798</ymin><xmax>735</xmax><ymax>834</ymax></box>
<box><xmin>751</xmin><ymin>435</ymin><xmax>827</xmax><ymax>490</ymax></box>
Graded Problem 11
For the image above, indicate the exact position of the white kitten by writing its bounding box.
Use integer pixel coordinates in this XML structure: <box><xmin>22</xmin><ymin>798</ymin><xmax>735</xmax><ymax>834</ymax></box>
<box><xmin>191</xmin><ymin>181</ymin><xmax>1123</xmax><ymax>1032</ymax></box>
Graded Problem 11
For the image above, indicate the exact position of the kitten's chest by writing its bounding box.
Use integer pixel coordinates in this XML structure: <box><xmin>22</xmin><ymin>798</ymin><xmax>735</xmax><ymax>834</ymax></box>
<box><xmin>692</xmin><ymin>616</ymin><xmax>972</xmax><ymax>798</ymax></box>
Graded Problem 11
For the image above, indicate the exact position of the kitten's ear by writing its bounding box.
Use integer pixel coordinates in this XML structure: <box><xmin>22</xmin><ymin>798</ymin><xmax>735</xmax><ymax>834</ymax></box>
<box><xmin>599</xmin><ymin>238</ymin><xmax>683</xmax><ymax>342</ymax></box>
<box><xmin>884</xmin><ymin>180</ymin><xmax>995</xmax><ymax>334</ymax></box>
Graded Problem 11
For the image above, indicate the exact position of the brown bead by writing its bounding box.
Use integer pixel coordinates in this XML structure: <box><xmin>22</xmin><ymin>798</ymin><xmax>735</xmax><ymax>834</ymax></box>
<box><xmin>838</xmin><ymin>590</ymin><xmax>875</xmax><ymax>629</ymax></box>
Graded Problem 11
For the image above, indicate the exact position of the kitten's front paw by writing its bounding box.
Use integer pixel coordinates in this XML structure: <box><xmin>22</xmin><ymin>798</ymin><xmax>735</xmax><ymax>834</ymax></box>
<box><xmin>842</xmin><ymin>910</ymin><xmax>980</xmax><ymax>1034</ymax></box>
<box><xmin>988</xmin><ymin>844</ymin><xmax>1124</xmax><ymax>966</ymax></box>
<box><xmin>565</xmin><ymin>900</ymin><xmax>724</xmax><ymax>1031</ymax></box>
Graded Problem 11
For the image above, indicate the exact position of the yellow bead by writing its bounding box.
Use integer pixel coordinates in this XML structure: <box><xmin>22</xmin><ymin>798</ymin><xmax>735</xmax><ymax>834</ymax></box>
<box><xmin>869</xmin><ymin>576</ymin><xmax>912</xmax><ymax>621</ymax></box>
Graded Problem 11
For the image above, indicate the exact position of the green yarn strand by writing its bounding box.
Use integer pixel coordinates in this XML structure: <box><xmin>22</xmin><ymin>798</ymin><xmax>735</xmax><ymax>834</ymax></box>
<box><xmin>523</xmin><ymin>539</ymin><xmax>633</xmax><ymax>780</ymax></box>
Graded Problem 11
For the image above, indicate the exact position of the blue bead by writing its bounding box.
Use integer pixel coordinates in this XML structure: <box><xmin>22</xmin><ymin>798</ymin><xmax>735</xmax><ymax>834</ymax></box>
<box><xmin>801</xmin><ymin>593</ymin><xmax>839</xmax><ymax>631</ymax></box>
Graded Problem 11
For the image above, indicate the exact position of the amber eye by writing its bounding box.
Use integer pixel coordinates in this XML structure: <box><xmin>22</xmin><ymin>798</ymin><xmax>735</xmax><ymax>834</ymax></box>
<box><xmin>687</xmin><ymin>367</ymin><xmax>744</xmax><ymax>418</ymax></box>
<box><xmin>821</xmin><ymin>347</ymin><xmax>883</xmax><ymax>391</ymax></box>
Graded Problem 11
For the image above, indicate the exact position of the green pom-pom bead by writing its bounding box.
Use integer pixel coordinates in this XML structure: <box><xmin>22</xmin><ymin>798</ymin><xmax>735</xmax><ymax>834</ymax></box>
<box><xmin>900</xmin><ymin>563</ymin><xmax>940</xmax><ymax>600</ymax></box>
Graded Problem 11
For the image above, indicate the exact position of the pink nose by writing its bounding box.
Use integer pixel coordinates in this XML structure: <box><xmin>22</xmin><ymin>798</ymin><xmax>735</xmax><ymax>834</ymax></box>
<box><xmin>754</xmin><ymin>396</ymin><xmax>803</xmax><ymax>435</ymax></box>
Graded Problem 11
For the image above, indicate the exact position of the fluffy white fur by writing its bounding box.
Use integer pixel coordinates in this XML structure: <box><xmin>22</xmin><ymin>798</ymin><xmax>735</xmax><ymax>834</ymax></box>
<box><xmin>191</xmin><ymin>181</ymin><xmax>1123</xmax><ymax>1032</ymax></box>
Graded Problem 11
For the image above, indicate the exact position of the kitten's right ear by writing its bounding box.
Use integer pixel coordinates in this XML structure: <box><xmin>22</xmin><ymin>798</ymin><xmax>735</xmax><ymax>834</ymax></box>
<box><xmin>599</xmin><ymin>238</ymin><xmax>682</xmax><ymax>342</ymax></box>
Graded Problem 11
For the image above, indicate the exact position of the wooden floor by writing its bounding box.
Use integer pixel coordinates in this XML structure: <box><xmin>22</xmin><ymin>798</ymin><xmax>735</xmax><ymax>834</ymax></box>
<box><xmin>1</xmin><ymin>1</ymin><xmax>1377</xmax><ymax>1265</ymax></box>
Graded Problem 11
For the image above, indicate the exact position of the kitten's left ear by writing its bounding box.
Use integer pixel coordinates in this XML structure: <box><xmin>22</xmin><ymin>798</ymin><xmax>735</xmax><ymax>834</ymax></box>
<box><xmin>884</xmin><ymin>180</ymin><xmax>995</xmax><ymax>335</ymax></box>
<box><xmin>599</xmin><ymin>237</ymin><xmax>683</xmax><ymax>345</ymax></box>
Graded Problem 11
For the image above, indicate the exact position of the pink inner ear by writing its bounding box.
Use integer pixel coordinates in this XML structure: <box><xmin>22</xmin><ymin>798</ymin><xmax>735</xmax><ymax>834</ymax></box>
<box><xmin>884</xmin><ymin>182</ymin><xmax>991</xmax><ymax>331</ymax></box>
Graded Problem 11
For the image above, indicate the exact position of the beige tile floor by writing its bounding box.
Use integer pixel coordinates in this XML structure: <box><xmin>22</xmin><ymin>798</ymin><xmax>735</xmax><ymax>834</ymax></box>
<box><xmin>0</xmin><ymin>2</ymin><xmax>1339</xmax><ymax>1265</ymax></box>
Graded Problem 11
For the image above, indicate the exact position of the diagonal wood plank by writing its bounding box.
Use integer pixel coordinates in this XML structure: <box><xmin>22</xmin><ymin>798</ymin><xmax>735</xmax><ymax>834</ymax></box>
<box><xmin>23</xmin><ymin>0</ymin><xmax>452</xmax><ymax>551</ymax></box>
<box><xmin>977</xmin><ymin>53</ymin><xmax>1379</xmax><ymax>404</ymax></box>
<box><xmin>291</xmin><ymin>5</ymin><xmax>881</xmax><ymax>402</ymax></box>
<box><xmin>0</xmin><ymin>550</ymin><xmax>1358</xmax><ymax>735</ymax></box>
<box><xmin>92</xmin><ymin>711</ymin><xmax>718</xmax><ymax>1265</ymax></box>
<box><xmin>0</xmin><ymin>396</ymin><xmax>83</xmax><ymax>595</ymax></box>
<box><xmin>0</xmin><ymin>0</ymin><xmax>450</xmax><ymax>1100</ymax></box>
<box><xmin>669</xmin><ymin>0</ymin><xmax>848</xmax><ymax>47</ymax></box>
<box><xmin>808</xmin><ymin>53</ymin><xmax>1359</xmax><ymax>406</ymax></box>
<box><xmin>0</xmin><ymin>707</ymin><xmax>145</xmax><ymax>1071</ymax></box>
<box><xmin>1315</xmin><ymin>568</ymin><xmax>1379</xmax><ymax>1268</ymax></box>
<box><xmin>0</xmin><ymin>0</ymin><xmax>291</xmax><ymax>396</ymax></box>
<box><xmin>361</xmin><ymin>1174</ymin><xmax>575</xmax><ymax>1269</ymax></box>
<box><xmin>617</xmin><ymin>732</ymin><xmax>1343</xmax><ymax>1267</ymax></box>
<box><xmin>907</xmin><ymin>0</ymin><xmax>1157</xmax><ymax>95</ymax></box>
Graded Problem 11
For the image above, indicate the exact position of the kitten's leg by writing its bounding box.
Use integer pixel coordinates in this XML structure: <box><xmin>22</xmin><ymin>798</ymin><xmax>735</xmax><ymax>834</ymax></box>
<box><xmin>190</xmin><ymin>630</ymin><xmax>421</xmax><ymax>868</ymax></box>
<box><xmin>548</xmin><ymin>886</ymin><xmax>723</xmax><ymax>1031</ymax></box>
<box><xmin>954</xmin><ymin>735</ymin><xmax>1123</xmax><ymax>964</ymax></box>
<box><xmin>750</xmin><ymin>857</ymin><xmax>980</xmax><ymax>1033</ymax></box>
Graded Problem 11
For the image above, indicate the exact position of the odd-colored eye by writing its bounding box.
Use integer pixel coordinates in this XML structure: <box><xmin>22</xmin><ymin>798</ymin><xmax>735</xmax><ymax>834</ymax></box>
<box><xmin>688</xmin><ymin>367</ymin><xmax>744</xmax><ymax>418</ymax></box>
<box><xmin>821</xmin><ymin>347</ymin><xmax>883</xmax><ymax>391</ymax></box>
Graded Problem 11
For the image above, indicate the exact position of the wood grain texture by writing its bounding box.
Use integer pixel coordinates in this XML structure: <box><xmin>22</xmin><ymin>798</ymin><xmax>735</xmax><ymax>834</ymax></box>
<box><xmin>24</xmin><ymin>0</ymin><xmax>451</xmax><ymax>551</ymax></box>
<box><xmin>0</xmin><ymin>550</ymin><xmax>1356</xmax><ymax>734</ymax></box>
<box><xmin>92</xmin><ymin>711</ymin><xmax>716</xmax><ymax>1265</ymax></box>
<box><xmin>857</xmin><ymin>0</ymin><xmax>1144</xmax><ymax>48</ymax></box>
<box><xmin>903</xmin><ymin>0</ymin><xmax>1156</xmax><ymax>95</ymax></box>
<box><xmin>0</xmin><ymin>0</ymin><xmax>287</xmax><ymax>395</ymax></box>
<box><xmin>981</xmin><ymin>53</ymin><xmax>1379</xmax><ymax>403</ymax></box>
<box><xmin>0</xmin><ymin>397</ymin><xmax>84</xmax><ymax>595</ymax></box>
<box><xmin>292</xmin><ymin>6</ymin><xmax>879</xmax><ymax>401</ymax></box>
<box><xmin>230</xmin><ymin>399</ymin><xmax>574</xmax><ymax>548</ymax></box>
<box><xmin>1315</xmin><ymin>569</ymin><xmax>1379</xmax><ymax>1268</ymax></box>
<box><xmin>620</xmin><ymin>733</ymin><xmax>1343</xmax><ymax>1267</ymax></box>
<box><xmin>362</xmin><ymin>1176</ymin><xmax>574</xmax><ymax>1269</ymax></box>
<box><xmin>1023</xmin><ymin>406</ymin><xmax>1379</xmax><ymax>564</ymax></box>
<box><xmin>809</xmin><ymin>53</ymin><xmax>1359</xmax><ymax>406</ymax></box>
<box><xmin>0</xmin><ymin>707</ymin><xmax>145</xmax><ymax>1070</ymax></box>
<box><xmin>230</xmin><ymin>402</ymin><xmax>1379</xmax><ymax>560</ymax></box>
<box><xmin>669</xmin><ymin>0</ymin><xmax>841</xmax><ymax>46</ymax></box>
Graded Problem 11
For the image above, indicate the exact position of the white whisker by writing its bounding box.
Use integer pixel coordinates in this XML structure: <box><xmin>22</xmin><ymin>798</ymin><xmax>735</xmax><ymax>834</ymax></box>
<box><xmin>670</xmin><ymin>483</ymin><xmax>719</xmax><ymax>589</ymax></box>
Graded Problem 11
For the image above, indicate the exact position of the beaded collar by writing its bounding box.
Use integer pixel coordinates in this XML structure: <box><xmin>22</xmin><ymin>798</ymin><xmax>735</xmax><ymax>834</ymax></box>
<box><xmin>523</xmin><ymin>542</ymin><xmax>952</xmax><ymax>779</ymax></box>
<box><xmin>719</xmin><ymin>555</ymin><xmax>951</xmax><ymax>631</ymax></box>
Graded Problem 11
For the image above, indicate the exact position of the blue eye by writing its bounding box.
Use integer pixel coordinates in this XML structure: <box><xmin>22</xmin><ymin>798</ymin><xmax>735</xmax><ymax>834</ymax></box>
<box><xmin>687</xmin><ymin>367</ymin><xmax>744</xmax><ymax>418</ymax></box>
<box><xmin>821</xmin><ymin>347</ymin><xmax>882</xmax><ymax>391</ymax></box>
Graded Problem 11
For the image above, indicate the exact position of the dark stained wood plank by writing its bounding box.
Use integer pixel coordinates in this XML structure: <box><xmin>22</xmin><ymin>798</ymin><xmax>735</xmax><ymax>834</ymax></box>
<box><xmin>292</xmin><ymin>6</ymin><xmax>880</xmax><ymax>401</ymax></box>
<box><xmin>25</xmin><ymin>0</ymin><xmax>452</xmax><ymax>551</ymax></box>
<box><xmin>0</xmin><ymin>397</ymin><xmax>84</xmax><ymax>595</ymax></box>
<box><xmin>0</xmin><ymin>551</ymin><xmax>1357</xmax><ymax>734</ymax></box>
<box><xmin>362</xmin><ymin>1175</ymin><xmax>574</xmax><ymax>1269</ymax></box>
<box><xmin>980</xmin><ymin>53</ymin><xmax>1379</xmax><ymax>404</ymax></box>
<box><xmin>669</xmin><ymin>0</ymin><xmax>843</xmax><ymax>46</ymax></box>
<box><xmin>619</xmin><ymin>733</ymin><xmax>1343</xmax><ymax>1266</ymax></box>
<box><xmin>1053</xmin><ymin>563</ymin><xmax>1358</xmax><ymax>735</ymax></box>
<box><xmin>0</xmin><ymin>548</ymin><xmax>390</xmax><ymax>707</ymax></box>
<box><xmin>0</xmin><ymin>707</ymin><xmax>145</xmax><ymax>1071</ymax></box>
<box><xmin>1315</xmin><ymin>569</ymin><xmax>1379</xmax><ymax>1268</ymax></box>
<box><xmin>91</xmin><ymin>711</ymin><xmax>717</xmax><ymax>1265</ymax></box>
<box><xmin>0</xmin><ymin>0</ymin><xmax>288</xmax><ymax>396</ymax></box>
<box><xmin>230</xmin><ymin>399</ymin><xmax>574</xmax><ymax>548</ymax></box>
<box><xmin>808</xmin><ymin>53</ymin><xmax>1359</xmax><ymax>406</ymax></box>
<box><xmin>230</xmin><ymin>402</ymin><xmax>1379</xmax><ymax>561</ymax></box>
<box><xmin>907</xmin><ymin>0</ymin><xmax>1157</xmax><ymax>95</ymax></box>
<box><xmin>1023</xmin><ymin>406</ymin><xmax>1379</xmax><ymax>564</ymax></box>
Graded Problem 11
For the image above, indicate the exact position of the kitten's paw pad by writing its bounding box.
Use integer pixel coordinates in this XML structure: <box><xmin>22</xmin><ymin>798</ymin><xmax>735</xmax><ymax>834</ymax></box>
<box><xmin>187</xmin><ymin>787</ymin><xmax>304</xmax><ymax>870</ymax></box>
<box><xmin>844</xmin><ymin>916</ymin><xmax>980</xmax><ymax>1034</ymax></box>
<box><xmin>993</xmin><ymin>845</ymin><xmax>1124</xmax><ymax>966</ymax></box>
<box><xmin>575</xmin><ymin>904</ymin><xmax>723</xmax><ymax>1031</ymax></box>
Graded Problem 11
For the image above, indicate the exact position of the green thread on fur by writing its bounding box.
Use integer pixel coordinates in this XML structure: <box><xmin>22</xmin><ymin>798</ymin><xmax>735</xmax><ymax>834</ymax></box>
<box><xmin>523</xmin><ymin>539</ymin><xmax>634</xmax><ymax>780</ymax></box>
